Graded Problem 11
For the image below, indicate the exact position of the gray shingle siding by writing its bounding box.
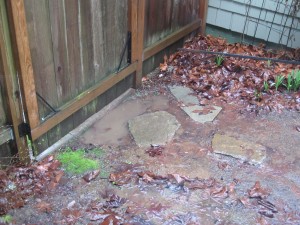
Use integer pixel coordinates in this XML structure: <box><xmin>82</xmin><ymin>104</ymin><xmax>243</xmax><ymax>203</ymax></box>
<box><xmin>207</xmin><ymin>0</ymin><xmax>300</xmax><ymax>48</ymax></box>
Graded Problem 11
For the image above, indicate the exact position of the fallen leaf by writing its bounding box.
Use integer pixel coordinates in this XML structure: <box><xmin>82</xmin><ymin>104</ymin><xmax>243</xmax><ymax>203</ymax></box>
<box><xmin>100</xmin><ymin>214</ymin><xmax>120</xmax><ymax>225</ymax></box>
<box><xmin>218</xmin><ymin>161</ymin><xmax>228</xmax><ymax>170</ymax></box>
<box><xmin>82</xmin><ymin>169</ymin><xmax>100</xmax><ymax>182</ymax></box>
<box><xmin>54</xmin><ymin>170</ymin><xmax>64</xmax><ymax>183</ymax></box>
<box><xmin>258</xmin><ymin>209</ymin><xmax>274</xmax><ymax>218</ymax></box>
<box><xmin>239</xmin><ymin>196</ymin><xmax>252</xmax><ymax>207</ymax></box>
<box><xmin>103</xmin><ymin>194</ymin><xmax>126</xmax><ymax>209</ymax></box>
<box><xmin>109</xmin><ymin>170</ymin><xmax>133</xmax><ymax>186</ymax></box>
<box><xmin>146</xmin><ymin>145</ymin><xmax>163</xmax><ymax>157</ymax></box>
<box><xmin>258</xmin><ymin>199</ymin><xmax>278</xmax><ymax>213</ymax></box>
<box><xmin>210</xmin><ymin>185</ymin><xmax>228</xmax><ymax>199</ymax></box>
<box><xmin>36</xmin><ymin>201</ymin><xmax>52</xmax><ymax>213</ymax></box>
<box><xmin>168</xmin><ymin>174</ymin><xmax>184</xmax><ymax>185</ymax></box>
<box><xmin>248</xmin><ymin>181</ymin><xmax>270</xmax><ymax>199</ymax></box>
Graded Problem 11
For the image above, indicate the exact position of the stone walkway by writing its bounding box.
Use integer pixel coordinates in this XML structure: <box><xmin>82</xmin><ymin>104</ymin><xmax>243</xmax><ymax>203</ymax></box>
<box><xmin>12</xmin><ymin>84</ymin><xmax>300</xmax><ymax>224</ymax></box>
<box><xmin>128</xmin><ymin>85</ymin><xmax>266</xmax><ymax>166</ymax></box>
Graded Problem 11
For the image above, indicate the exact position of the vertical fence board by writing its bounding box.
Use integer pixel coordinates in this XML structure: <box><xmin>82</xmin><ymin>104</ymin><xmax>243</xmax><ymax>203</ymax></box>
<box><xmin>0</xmin><ymin>53</ymin><xmax>8</xmax><ymax>125</ymax></box>
<box><xmin>9</xmin><ymin>0</ymin><xmax>40</xmax><ymax>129</ymax></box>
<box><xmin>65</xmin><ymin>0</ymin><xmax>82</xmax><ymax>96</ymax></box>
<box><xmin>49</xmin><ymin>0</ymin><xmax>71</xmax><ymax>104</ymax></box>
<box><xmin>47</xmin><ymin>0</ymin><xmax>73</xmax><ymax>150</ymax></box>
<box><xmin>79</xmin><ymin>1</ymin><xmax>95</xmax><ymax>89</ymax></box>
<box><xmin>72</xmin><ymin>1</ymin><xmax>96</xmax><ymax>129</ymax></box>
<box><xmin>91</xmin><ymin>0</ymin><xmax>105</xmax><ymax>82</ymax></box>
<box><xmin>199</xmin><ymin>0</ymin><xmax>208</xmax><ymax>34</ymax></box>
<box><xmin>24</xmin><ymin>0</ymin><xmax>58</xmax><ymax>122</ymax></box>
<box><xmin>0</xmin><ymin>0</ymin><xmax>29</xmax><ymax>163</ymax></box>
<box><xmin>135</xmin><ymin>0</ymin><xmax>145</xmax><ymax>87</ymax></box>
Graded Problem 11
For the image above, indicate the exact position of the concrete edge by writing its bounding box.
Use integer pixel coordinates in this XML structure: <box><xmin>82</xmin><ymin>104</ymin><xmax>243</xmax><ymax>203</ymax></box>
<box><xmin>36</xmin><ymin>88</ymin><xmax>135</xmax><ymax>161</ymax></box>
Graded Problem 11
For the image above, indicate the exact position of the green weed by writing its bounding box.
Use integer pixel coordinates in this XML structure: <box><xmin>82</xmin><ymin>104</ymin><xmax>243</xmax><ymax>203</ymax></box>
<box><xmin>285</xmin><ymin>73</ymin><xmax>293</xmax><ymax>91</ymax></box>
<box><xmin>57</xmin><ymin>148</ymin><xmax>99</xmax><ymax>174</ymax></box>
<box><xmin>282</xmin><ymin>70</ymin><xmax>300</xmax><ymax>92</ymax></box>
<box><xmin>215</xmin><ymin>55</ymin><xmax>224</xmax><ymax>66</ymax></box>
<box><xmin>292</xmin><ymin>70</ymin><xmax>300</xmax><ymax>91</ymax></box>
<box><xmin>0</xmin><ymin>215</ymin><xmax>13</xmax><ymax>223</ymax></box>
<box><xmin>254</xmin><ymin>89</ymin><xmax>262</xmax><ymax>101</ymax></box>
<box><xmin>263</xmin><ymin>81</ymin><xmax>269</xmax><ymax>92</ymax></box>
<box><xmin>274</xmin><ymin>75</ymin><xmax>285</xmax><ymax>91</ymax></box>
<box><xmin>266</xmin><ymin>59</ymin><xmax>271</xmax><ymax>67</ymax></box>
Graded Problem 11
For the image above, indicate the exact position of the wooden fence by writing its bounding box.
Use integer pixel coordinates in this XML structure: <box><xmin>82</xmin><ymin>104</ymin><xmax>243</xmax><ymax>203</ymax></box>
<box><xmin>0</xmin><ymin>0</ymin><xmax>208</xmax><ymax>164</ymax></box>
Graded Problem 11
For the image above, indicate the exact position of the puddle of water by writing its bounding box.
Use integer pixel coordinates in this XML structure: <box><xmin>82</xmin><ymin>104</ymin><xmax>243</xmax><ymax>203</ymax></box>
<box><xmin>80</xmin><ymin>95</ymin><xmax>169</xmax><ymax>146</ymax></box>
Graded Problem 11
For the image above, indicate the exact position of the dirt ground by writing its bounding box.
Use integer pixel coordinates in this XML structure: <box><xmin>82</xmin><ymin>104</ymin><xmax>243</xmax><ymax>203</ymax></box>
<box><xmin>5</xmin><ymin>76</ymin><xmax>300</xmax><ymax>225</ymax></box>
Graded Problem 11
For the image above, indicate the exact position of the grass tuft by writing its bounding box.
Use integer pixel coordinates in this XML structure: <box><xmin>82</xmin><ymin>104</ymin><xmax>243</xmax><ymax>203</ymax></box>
<box><xmin>57</xmin><ymin>148</ymin><xmax>99</xmax><ymax>174</ymax></box>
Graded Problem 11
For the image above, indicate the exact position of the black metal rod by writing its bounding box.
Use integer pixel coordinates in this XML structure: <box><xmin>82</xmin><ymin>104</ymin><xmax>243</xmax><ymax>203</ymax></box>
<box><xmin>266</xmin><ymin>0</ymin><xmax>281</xmax><ymax>42</ymax></box>
<box><xmin>36</xmin><ymin>92</ymin><xmax>58</xmax><ymax>113</ymax></box>
<box><xmin>117</xmin><ymin>31</ymin><xmax>131</xmax><ymax>73</ymax></box>
<box><xmin>252</xmin><ymin>0</ymin><xmax>266</xmax><ymax>43</ymax></box>
<box><xmin>178</xmin><ymin>48</ymin><xmax>300</xmax><ymax>65</ymax></box>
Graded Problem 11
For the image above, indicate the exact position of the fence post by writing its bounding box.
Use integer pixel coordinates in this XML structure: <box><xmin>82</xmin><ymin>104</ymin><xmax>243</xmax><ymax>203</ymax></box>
<box><xmin>0</xmin><ymin>0</ymin><xmax>30</xmax><ymax>164</ymax></box>
<box><xmin>129</xmin><ymin>0</ymin><xmax>145</xmax><ymax>88</ymax></box>
<box><xmin>199</xmin><ymin>0</ymin><xmax>208</xmax><ymax>34</ymax></box>
<box><xmin>8</xmin><ymin>0</ymin><xmax>40</xmax><ymax>129</ymax></box>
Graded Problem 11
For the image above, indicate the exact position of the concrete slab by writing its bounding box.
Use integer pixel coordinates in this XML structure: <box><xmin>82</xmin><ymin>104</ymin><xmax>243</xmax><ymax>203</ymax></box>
<box><xmin>128</xmin><ymin>111</ymin><xmax>180</xmax><ymax>147</ymax></box>
<box><xmin>169</xmin><ymin>85</ymin><xmax>222</xmax><ymax>123</ymax></box>
<box><xmin>212</xmin><ymin>134</ymin><xmax>266</xmax><ymax>165</ymax></box>
<box><xmin>169</xmin><ymin>85</ymin><xmax>198</xmax><ymax>105</ymax></box>
<box><xmin>182</xmin><ymin>105</ymin><xmax>222</xmax><ymax>123</ymax></box>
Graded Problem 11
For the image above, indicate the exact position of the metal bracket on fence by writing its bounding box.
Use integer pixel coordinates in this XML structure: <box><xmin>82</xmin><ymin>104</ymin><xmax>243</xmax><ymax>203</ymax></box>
<box><xmin>36</xmin><ymin>92</ymin><xmax>58</xmax><ymax>113</ymax></box>
<box><xmin>18</xmin><ymin>122</ymin><xmax>31</xmax><ymax>138</ymax></box>
<box><xmin>117</xmin><ymin>31</ymin><xmax>132</xmax><ymax>73</ymax></box>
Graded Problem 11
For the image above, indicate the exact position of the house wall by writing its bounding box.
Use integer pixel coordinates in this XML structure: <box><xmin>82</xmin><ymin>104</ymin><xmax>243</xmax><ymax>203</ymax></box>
<box><xmin>206</xmin><ymin>0</ymin><xmax>300</xmax><ymax>48</ymax></box>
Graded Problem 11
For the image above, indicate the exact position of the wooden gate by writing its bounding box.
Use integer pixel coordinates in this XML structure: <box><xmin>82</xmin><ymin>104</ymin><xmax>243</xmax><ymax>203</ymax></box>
<box><xmin>0</xmin><ymin>0</ymin><xmax>208</xmax><ymax>164</ymax></box>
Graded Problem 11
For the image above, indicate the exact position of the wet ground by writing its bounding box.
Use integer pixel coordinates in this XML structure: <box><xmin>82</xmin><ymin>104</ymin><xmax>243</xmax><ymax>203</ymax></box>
<box><xmin>9</xmin><ymin>81</ymin><xmax>300</xmax><ymax>224</ymax></box>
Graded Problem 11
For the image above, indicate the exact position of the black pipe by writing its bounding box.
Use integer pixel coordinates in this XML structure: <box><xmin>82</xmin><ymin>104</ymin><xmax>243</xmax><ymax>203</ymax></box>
<box><xmin>178</xmin><ymin>48</ymin><xmax>300</xmax><ymax>65</ymax></box>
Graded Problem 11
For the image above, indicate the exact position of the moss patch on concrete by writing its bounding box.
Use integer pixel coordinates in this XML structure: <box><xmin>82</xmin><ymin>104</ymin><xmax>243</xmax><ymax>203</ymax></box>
<box><xmin>57</xmin><ymin>148</ymin><xmax>99</xmax><ymax>175</ymax></box>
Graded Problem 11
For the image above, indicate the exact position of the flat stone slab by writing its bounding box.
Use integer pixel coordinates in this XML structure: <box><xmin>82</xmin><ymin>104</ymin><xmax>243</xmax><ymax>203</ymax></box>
<box><xmin>212</xmin><ymin>134</ymin><xmax>266</xmax><ymax>165</ymax></box>
<box><xmin>182</xmin><ymin>105</ymin><xmax>222</xmax><ymax>123</ymax></box>
<box><xmin>168</xmin><ymin>85</ymin><xmax>198</xmax><ymax>105</ymax></box>
<box><xmin>169</xmin><ymin>85</ymin><xmax>222</xmax><ymax>123</ymax></box>
<box><xmin>128</xmin><ymin>111</ymin><xmax>180</xmax><ymax>147</ymax></box>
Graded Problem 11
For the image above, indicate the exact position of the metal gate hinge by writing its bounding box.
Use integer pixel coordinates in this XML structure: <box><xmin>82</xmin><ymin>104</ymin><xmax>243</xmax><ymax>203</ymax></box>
<box><xmin>18</xmin><ymin>122</ymin><xmax>31</xmax><ymax>138</ymax></box>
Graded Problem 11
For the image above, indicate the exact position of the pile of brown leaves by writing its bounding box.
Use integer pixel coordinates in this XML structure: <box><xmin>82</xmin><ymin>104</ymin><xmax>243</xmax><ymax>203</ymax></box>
<box><xmin>0</xmin><ymin>156</ymin><xmax>63</xmax><ymax>215</ymax></box>
<box><xmin>160</xmin><ymin>35</ymin><xmax>300</xmax><ymax>113</ymax></box>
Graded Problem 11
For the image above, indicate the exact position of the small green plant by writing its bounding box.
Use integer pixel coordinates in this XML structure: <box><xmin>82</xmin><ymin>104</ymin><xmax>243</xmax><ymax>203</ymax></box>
<box><xmin>292</xmin><ymin>69</ymin><xmax>300</xmax><ymax>91</ymax></box>
<box><xmin>0</xmin><ymin>215</ymin><xmax>13</xmax><ymax>223</ymax></box>
<box><xmin>57</xmin><ymin>148</ymin><xmax>99</xmax><ymax>174</ymax></box>
<box><xmin>282</xmin><ymin>70</ymin><xmax>300</xmax><ymax>92</ymax></box>
<box><xmin>266</xmin><ymin>59</ymin><xmax>272</xmax><ymax>67</ymax></box>
<box><xmin>263</xmin><ymin>81</ymin><xmax>269</xmax><ymax>92</ymax></box>
<box><xmin>254</xmin><ymin>89</ymin><xmax>262</xmax><ymax>101</ymax></box>
<box><xmin>285</xmin><ymin>73</ymin><xmax>293</xmax><ymax>91</ymax></box>
<box><xmin>274</xmin><ymin>75</ymin><xmax>285</xmax><ymax>91</ymax></box>
<box><xmin>215</xmin><ymin>55</ymin><xmax>224</xmax><ymax>66</ymax></box>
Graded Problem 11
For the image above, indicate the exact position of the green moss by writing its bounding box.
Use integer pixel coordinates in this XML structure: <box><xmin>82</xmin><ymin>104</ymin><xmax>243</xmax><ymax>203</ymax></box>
<box><xmin>57</xmin><ymin>148</ymin><xmax>99</xmax><ymax>174</ymax></box>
